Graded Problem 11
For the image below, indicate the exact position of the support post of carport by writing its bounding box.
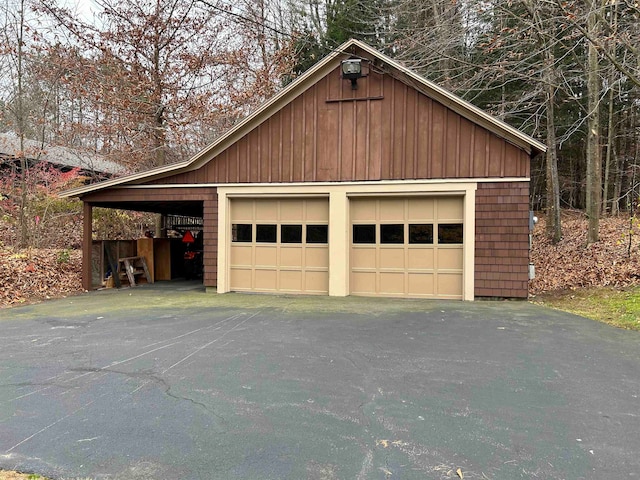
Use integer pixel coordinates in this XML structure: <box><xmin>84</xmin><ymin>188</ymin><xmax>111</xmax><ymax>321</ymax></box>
<box><xmin>82</xmin><ymin>201</ymin><xmax>93</xmax><ymax>291</ymax></box>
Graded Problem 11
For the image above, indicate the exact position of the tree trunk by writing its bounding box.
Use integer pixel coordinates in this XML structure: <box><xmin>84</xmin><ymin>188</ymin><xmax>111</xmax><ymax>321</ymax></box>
<box><xmin>586</xmin><ymin>1</ymin><xmax>602</xmax><ymax>243</ymax></box>
<box><xmin>602</xmin><ymin>0</ymin><xmax>618</xmax><ymax>216</ymax></box>
<box><xmin>603</xmin><ymin>83</ymin><xmax>615</xmax><ymax>215</ymax></box>
<box><xmin>16</xmin><ymin>0</ymin><xmax>29</xmax><ymax>248</ymax></box>
<box><xmin>543</xmin><ymin>50</ymin><xmax>562</xmax><ymax>243</ymax></box>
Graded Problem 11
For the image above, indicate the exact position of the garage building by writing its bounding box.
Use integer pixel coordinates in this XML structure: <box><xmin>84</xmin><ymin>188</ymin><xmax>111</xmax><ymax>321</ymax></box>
<box><xmin>62</xmin><ymin>39</ymin><xmax>546</xmax><ymax>301</ymax></box>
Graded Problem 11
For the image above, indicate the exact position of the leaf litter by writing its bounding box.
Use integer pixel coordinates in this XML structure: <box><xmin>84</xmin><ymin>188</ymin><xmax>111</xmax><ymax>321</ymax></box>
<box><xmin>1</xmin><ymin>212</ymin><xmax>640</xmax><ymax>308</ymax></box>
<box><xmin>530</xmin><ymin>212</ymin><xmax>640</xmax><ymax>295</ymax></box>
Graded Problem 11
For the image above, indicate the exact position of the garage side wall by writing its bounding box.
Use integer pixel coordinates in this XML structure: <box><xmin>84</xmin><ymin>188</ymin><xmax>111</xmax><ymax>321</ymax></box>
<box><xmin>475</xmin><ymin>182</ymin><xmax>529</xmax><ymax>298</ymax></box>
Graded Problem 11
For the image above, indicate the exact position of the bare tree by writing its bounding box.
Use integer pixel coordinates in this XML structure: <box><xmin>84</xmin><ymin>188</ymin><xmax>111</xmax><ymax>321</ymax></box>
<box><xmin>1</xmin><ymin>0</ymin><xmax>30</xmax><ymax>246</ymax></box>
<box><xmin>39</xmin><ymin>0</ymin><xmax>291</xmax><ymax>170</ymax></box>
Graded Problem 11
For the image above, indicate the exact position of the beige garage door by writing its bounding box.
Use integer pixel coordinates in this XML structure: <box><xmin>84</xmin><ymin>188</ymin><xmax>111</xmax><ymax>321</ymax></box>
<box><xmin>229</xmin><ymin>198</ymin><xmax>329</xmax><ymax>294</ymax></box>
<box><xmin>350</xmin><ymin>196</ymin><xmax>464</xmax><ymax>299</ymax></box>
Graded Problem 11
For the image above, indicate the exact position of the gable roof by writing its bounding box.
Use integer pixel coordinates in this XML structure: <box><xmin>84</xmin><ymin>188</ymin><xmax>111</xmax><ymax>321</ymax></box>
<box><xmin>61</xmin><ymin>39</ymin><xmax>546</xmax><ymax>198</ymax></box>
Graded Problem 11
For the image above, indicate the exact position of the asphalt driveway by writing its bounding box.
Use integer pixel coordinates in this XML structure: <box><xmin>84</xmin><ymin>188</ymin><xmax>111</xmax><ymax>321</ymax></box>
<box><xmin>0</xmin><ymin>283</ymin><xmax>639</xmax><ymax>480</ymax></box>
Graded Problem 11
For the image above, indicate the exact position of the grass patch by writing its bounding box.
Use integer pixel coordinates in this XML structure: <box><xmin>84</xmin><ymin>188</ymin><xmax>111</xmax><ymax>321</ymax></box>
<box><xmin>532</xmin><ymin>286</ymin><xmax>640</xmax><ymax>330</ymax></box>
<box><xmin>0</xmin><ymin>472</ymin><xmax>50</xmax><ymax>480</ymax></box>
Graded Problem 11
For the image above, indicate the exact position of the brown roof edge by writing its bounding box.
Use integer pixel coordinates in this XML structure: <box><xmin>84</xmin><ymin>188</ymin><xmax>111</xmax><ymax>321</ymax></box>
<box><xmin>60</xmin><ymin>39</ymin><xmax>546</xmax><ymax>199</ymax></box>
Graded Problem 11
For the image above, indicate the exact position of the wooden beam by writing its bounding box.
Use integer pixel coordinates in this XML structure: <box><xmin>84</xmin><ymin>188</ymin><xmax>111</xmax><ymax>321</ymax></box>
<box><xmin>82</xmin><ymin>202</ymin><xmax>93</xmax><ymax>291</ymax></box>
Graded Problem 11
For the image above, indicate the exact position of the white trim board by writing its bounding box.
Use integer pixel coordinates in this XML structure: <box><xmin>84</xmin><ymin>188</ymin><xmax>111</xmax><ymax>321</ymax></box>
<box><xmin>91</xmin><ymin>177</ymin><xmax>529</xmax><ymax>190</ymax></box>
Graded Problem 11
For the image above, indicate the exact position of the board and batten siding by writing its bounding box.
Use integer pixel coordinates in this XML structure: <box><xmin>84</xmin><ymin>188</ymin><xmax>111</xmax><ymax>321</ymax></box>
<box><xmin>474</xmin><ymin>182</ymin><xmax>530</xmax><ymax>298</ymax></box>
<box><xmin>151</xmin><ymin>66</ymin><xmax>530</xmax><ymax>186</ymax></box>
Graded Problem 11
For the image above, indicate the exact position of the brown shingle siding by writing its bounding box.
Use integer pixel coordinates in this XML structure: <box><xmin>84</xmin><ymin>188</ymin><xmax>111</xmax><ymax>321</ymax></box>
<box><xmin>203</xmin><ymin>195</ymin><xmax>218</xmax><ymax>288</ymax></box>
<box><xmin>475</xmin><ymin>182</ymin><xmax>529</xmax><ymax>298</ymax></box>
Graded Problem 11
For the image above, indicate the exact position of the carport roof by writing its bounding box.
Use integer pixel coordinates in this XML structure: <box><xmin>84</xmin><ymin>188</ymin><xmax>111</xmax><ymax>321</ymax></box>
<box><xmin>60</xmin><ymin>39</ymin><xmax>547</xmax><ymax>199</ymax></box>
<box><xmin>89</xmin><ymin>200</ymin><xmax>203</xmax><ymax>217</ymax></box>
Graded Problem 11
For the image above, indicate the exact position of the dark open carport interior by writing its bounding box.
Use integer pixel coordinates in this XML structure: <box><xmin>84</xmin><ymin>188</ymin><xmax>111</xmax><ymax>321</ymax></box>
<box><xmin>89</xmin><ymin>200</ymin><xmax>205</xmax><ymax>290</ymax></box>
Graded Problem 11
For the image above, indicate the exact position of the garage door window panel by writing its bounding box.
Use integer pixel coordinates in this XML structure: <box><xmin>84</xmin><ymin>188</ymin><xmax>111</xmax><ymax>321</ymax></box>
<box><xmin>438</xmin><ymin>224</ymin><xmax>463</xmax><ymax>244</ymax></box>
<box><xmin>306</xmin><ymin>225</ymin><xmax>328</xmax><ymax>244</ymax></box>
<box><xmin>380</xmin><ymin>224</ymin><xmax>404</xmax><ymax>244</ymax></box>
<box><xmin>409</xmin><ymin>224</ymin><xmax>433</xmax><ymax>244</ymax></box>
<box><xmin>256</xmin><ymin>224</ymin><xmax>277</xmax><ymax>243</ymax></box>
<box><xmin>232</xmin><ymin>224</ymin><xmax>252</xmax><ymax>242</ymax></box>
<box><xmin>281</xmin><ymin>224</ymin><xmax>302</xmax><ymax>243</ymax></box>
<box><xmin>353</xmin><ymin>224</ymin><xmax>376</xmax><ymax>244</ymax></box>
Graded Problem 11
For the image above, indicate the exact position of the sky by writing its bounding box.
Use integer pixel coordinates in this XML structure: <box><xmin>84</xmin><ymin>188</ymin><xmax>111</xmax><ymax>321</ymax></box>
<box><xmin>59</xmin><ymin>0</ymin><xmax>98</xmax><ymax>21</ymax></box>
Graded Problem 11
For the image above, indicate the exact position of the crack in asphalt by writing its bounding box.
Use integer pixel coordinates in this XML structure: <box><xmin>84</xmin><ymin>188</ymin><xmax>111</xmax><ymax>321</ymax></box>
<box><xmin>71</xmin><ymin>365</ymin><xmax>228</xmax><ymax>425</ymax></box>
<box><xmin>2</xmin><ymin>312</ymin><xmax>261</xmax><ymax>454</ymax></box>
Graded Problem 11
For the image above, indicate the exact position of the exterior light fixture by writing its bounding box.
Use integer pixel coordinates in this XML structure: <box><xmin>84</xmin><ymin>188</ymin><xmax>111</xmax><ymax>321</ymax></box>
<box><xmin>341</xmin><ymin>59</ymin><xmax>363</xmax><ymax>89</ymax></box>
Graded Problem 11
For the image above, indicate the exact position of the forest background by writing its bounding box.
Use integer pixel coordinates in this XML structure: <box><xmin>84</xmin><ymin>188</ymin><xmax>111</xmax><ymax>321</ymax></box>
<box><xmin>1</xmin><ymin>0</ymin><xmax>640</xmax><ymax>311</ymax></box>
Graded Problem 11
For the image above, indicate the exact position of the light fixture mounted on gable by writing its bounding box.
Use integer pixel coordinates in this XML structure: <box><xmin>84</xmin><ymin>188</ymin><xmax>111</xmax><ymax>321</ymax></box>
<box><xmin>341</xmin><ymin>58</ymin><xmax>362</xmax><ymax>90</ymax></box>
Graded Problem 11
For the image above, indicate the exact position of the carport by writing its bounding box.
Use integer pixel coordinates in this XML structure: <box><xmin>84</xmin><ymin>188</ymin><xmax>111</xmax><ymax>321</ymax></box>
<box><xmin>79</xmin><ymin>186</ymin><xmax>216</xmax><ymax>289</ymax></box>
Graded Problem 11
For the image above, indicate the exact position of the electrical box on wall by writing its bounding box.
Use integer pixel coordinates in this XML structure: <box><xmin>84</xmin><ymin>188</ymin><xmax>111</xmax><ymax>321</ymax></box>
<box><xmin>529</xmin><ymin>263</ymin><xmax>535</xmax><ymax>280</ymax></box>
<box><xmin>529</xmin><ymin>211</ymin><xmax>538</xmax><ymax>231</ymax></box>
<box><xmin>529</xmin><ymin>211</ymin><xmax>537</xmax><ymax>280</ymax></box>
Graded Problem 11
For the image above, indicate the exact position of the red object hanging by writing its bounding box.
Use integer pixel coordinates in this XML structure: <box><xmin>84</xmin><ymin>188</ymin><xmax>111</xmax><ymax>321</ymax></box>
<box><xmin>182</xmin><ymin>230</ymin><xmax>195</xmax><ymax>243</ymax></box>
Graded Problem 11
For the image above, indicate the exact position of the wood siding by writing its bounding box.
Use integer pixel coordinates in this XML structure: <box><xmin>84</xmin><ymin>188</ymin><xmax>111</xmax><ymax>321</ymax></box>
<box><xmin>474</xmin><ymin>182</ymin><xmax>530</xmax><ymax>298</ymax></box>
<box><xmin>150</xmin><ymin>66</ymin><xmax>530</xmax><ymax>186</ymax></box>
<box><xmin>83</xmin><ymin>187</ymin><xmax>218</xmax><ymax>288</ymax></box>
